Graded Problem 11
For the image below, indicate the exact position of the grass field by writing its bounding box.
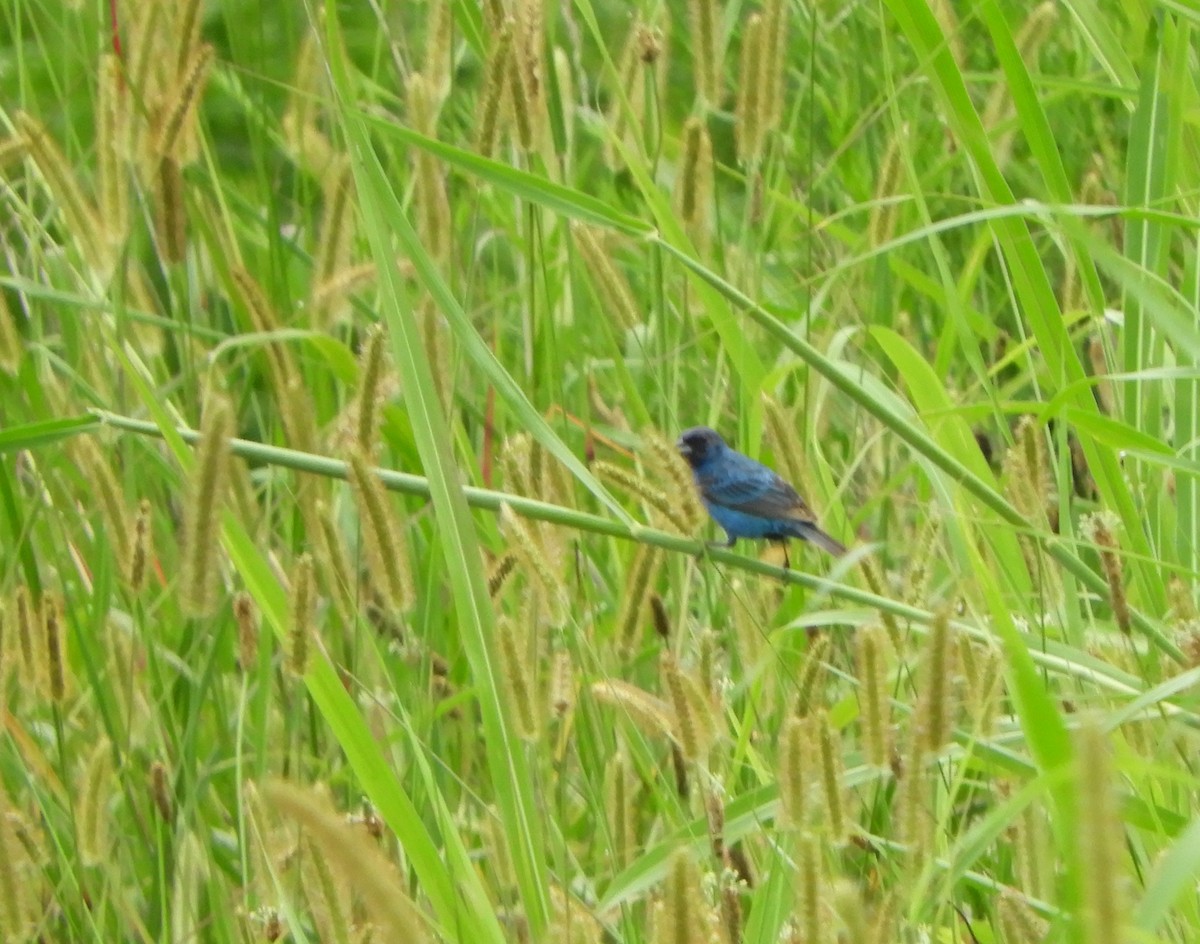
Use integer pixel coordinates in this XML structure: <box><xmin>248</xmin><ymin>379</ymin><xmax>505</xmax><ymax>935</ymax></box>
<box><xmin>2</xmin><ymin>0</ymin><xmax>1200</xmax><ymax>941</ymax></box>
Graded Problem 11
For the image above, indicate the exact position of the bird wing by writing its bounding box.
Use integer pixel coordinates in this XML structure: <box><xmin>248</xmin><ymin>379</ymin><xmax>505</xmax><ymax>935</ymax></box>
<box><xmin>698</xmin><ymin>469</ymin><xmax>818</xmax><ymax>524</ymax></box>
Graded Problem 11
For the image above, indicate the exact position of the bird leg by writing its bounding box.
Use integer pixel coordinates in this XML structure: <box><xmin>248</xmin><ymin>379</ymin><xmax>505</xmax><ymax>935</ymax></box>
<box><xmin>771</xmin><ymin>539</ymin><xmax>791</xmax><ymax>570</ymax></box>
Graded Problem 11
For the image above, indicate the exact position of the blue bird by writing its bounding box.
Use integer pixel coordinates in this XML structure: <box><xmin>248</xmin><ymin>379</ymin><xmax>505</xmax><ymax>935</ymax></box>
<box><xmin>677</xmin><ymin>426</ymin><xmax>846</xmax><ymax>563</ymax></box>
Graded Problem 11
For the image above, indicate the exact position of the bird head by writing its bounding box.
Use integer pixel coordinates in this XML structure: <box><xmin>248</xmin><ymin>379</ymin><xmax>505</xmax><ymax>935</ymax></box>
<box><xmin>676</xmin><ymin>426</ymin><xmax>726</xmax><ymax>469</ymax></box>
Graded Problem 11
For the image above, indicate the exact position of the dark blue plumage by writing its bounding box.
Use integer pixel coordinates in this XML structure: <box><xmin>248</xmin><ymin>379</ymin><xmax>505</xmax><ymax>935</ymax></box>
<box><xmin>677</xmin><ymin>426</ymin><xmax>846</xmax><ymax>560</ymax></box>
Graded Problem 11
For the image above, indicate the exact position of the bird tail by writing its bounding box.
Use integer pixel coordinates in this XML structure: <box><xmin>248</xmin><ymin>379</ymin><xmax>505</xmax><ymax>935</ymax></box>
<box><xmin>791</xmin><ymin>522</ymin><xmax>848</xmax><ymax>557</ymax></box>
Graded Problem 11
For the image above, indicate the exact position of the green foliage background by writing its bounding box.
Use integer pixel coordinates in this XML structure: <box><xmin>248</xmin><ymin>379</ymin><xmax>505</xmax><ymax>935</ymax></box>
<box><xmin>1</xmin><ymin>0</ymin><xmax>1200</xmax><ymax>942</ymax></box>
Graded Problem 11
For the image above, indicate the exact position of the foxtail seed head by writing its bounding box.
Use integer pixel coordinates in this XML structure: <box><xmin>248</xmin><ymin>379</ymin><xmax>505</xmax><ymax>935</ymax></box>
<box><xmin>1082</xmin><ymin>512</ymin><xmax>1130</xmax><ymax>634</ymax></box>
<box><xmin>573</xmin><ymin>223</ymin><xmax>642</xmax><ymax>333</ymax></box>
<box><xmin>311</xmin><ymin>159</ymin><xmax>356</xmax><ymax>322</ymax></box>
<box><xmin>661</xmin><ymin>651</ymin><xmax>715</xmax><ymax>763</ymax></box>
<box><xmin>1077</xmin><ymin>721</ymin><xmax>1125</xmax><ymax>944</ymax></box>
<box><xmin>616</xmin><ymin>543</ymin><xmax>661</xmax><ymax>655</ymax></box>
<box><xmin>686</xmin><ymin>0</ymin><xmax>720</xmax><ymax>107</ymax></box>
<box><xmin>915</xmin><ymin>609</ymin><xmax>957</xmax><ymax>753</ymax></box>
<box><xmin>655</xmin><ymin>851</ymin><xmax>713</xmax><ymax>944</ymax></box>
<box><xmin>346</xmin><ymin>448</ymin><xmax>413</xmax><ymax>613</ymax></box>
<box><xmin>0</xmin><ymin>290</ymin><xmax>21</xmax><ymax>375</ymax></box>
<box><xmin>233</xmin><ymin>591</ymin><xmax>259</xmax><ymax>671</ymax></box>
<box><xmin>156</xmin><ymin>43</ymin><xmax>215</xmax><ymax>161</ymax></box>
<box><xmin>43</xmin><ymin>594</ymin><xmax>66</xmax><ymax>702</ymax></box>
<box><xmin>497</xmin><ymin>616</ymin><xmax>539</xmax><ymax>741</ymax></box>
<box><xmin>816</xmin><ymin>713</ymin><xmax>847</xmax><ymax>842</ymax></box>
<box><xmin>734</xmin><ymin>15</ymin><xmax>764</xmax><ymax>165</ymax></box>
<box><xmin>640</xmin><ymin>427</ymin><xmax>706</xmax><ymax>536</ymax></box>
<box><xmin>288</xmin><ymin>554</ymin><xmax>314</xmax><ymax>677</ymax></box>
<box><xmin>353</xmin><ymin>325</ymin><xmax>388</xmax><ymax>460</ymax></box>
<box><xmin>854</xmin><ymin>626</ymin><xmax>892</xmax><ymax>768</ymax></box>
<box><xmin>778</xmin><ymin>716</ymin><xmax>812</xmax><ymax>830</ymax></box>
<box><xmin>181</xmin><ymin>395</ymin><xmax>233</xmax><ymax>617</ymax></box>
<box><xmin>129</xmin><ymin>499</ymin><xmax>152</xmax><ymax>593</ymax></box>
<box><xmin>262</xmin><ymin>780</ymin><xmax>431</xmax><ymax>943</ymax></box>
<box><xmin>677</xmin><ymin>116</ymin><xmax>714</xmax><ymax>243</ymax></box>
<box><xmin>794</xmin><ymin>634</ymin><xmax>831</xmax><ymax>717</ymax></box>
<box><xmin>475</xmin><ymin>20</ymin><xmax>515</xmax><ymax>157</ymax></box>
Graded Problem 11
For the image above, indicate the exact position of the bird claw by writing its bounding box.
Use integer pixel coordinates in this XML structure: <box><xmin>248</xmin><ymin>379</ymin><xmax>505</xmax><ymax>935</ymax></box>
<box><xmin>768</xmin><ymin>540</ymin><xmax>791</xmax><ymax>570</ymax></box>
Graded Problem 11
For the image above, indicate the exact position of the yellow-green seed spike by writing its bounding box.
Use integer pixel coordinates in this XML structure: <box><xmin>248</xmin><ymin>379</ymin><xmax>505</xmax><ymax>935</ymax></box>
<box><xmin>13</xmin><ymin>586</ymin><xmax>35</xmax><ymax>673</ymax></box>
<box><xmin>347</xmin><ymin>449</ymin><xmax>414</xmax><ymax>613</ymax></box>
<box><xmin>420</xmin><ymin>296</ymin><xmax>454</xmax><ymax>415</ymax></box>
<box><xmin>288</xmin><ymin>554</ymin><xmax>314</xmax><ymax>677</ymax></box>
<box><xmin>734</xmin><ymin>14</ymin><xmax>764</xmax><ymax>165</ymax></box>
<box><xmin>1077</xmin><ymin>721</ymin><xmax>1126</xmax><ymax>944</ymax></box>
<box><xmin>1083</xmin><ymin>512</ymin><xmax>1131</xmax><ymax>634</ymax></box>
<box><xmin>616</xmin><ymin>543</ymin><xmax>661</xmax><ymax>656</ymax></box>
<box><xmin>16</xmin><ymin>113</ymin><xmax>105</xmax><ymax>270</ymax></box>
<box><xmin>590</xmin><ymin>678</ymin><xmax>675</xmax><ymax>743</ymax></box>
<box><xmin>181</xmin><ymin>395</ymin><xmax>233</xmax><ymax>617</ymax></box>
<box><xmin>756</xmin><ymin>0</ymin><xmax>789</xmax><ymax>140</ymax></box>
<box><xmin>998</xmin><ymin>892</ymin><xmax>1050</xmax><ymax>944</ymax></box>
<box><xmin>97</xmin><ymin>54</ymin><xmax>130</xmax><ymax>253</ymax></box>
<box><xmin>71</xmin><ymin>436</ymin><xmax>132</xmax><ymax>575</ymax></box>
<box><xmin>487</xmin><ymin>551</ymin><xmax>520</xmax><ymax>600</ymax></box>
<box><xmin>475</xmin><ymin>20</ymin><xmax>515</xmax><ymax>157</ymax></box>
<box><xmin>262</xmin><ymin>781</ymin><xmax>431</xmax><ymax>943</ymax></box>
<box><xmin>855</xmin><ymin>626</ymin><xmax>892</xmax><ymax>768</ymax></box>
<box><xmin>640</xmin><ymin>428</ymin><xmax>706</xmax><ymax>536</ymax></box>
<box><xmin>0</xmin><ymin>290</ymin><xmax>21</xmax><ymax>376</ymax></box>
<box><xmin>778</xmin><ymin>716</ymin><xmax>811</xmax><ymax>830</ymax></box>
<box><xmin>408</xmin><ymin>73</ymin><xmax>452</xmax><ymax>262</ymax></box>
<box><xmin>0</xmin><ymin>135</ymin><xmax>28</xmax><ymax>170</ymax></box>
<box><xmin>312</xmin><ymin>502</ymin><xmax>356</xmax><ymax>621</ymax></box>
<box><xmin>897</xmin><ymin>728</ymin><xmax>930</xmax><ymax>862</ymax></box>
<box><xmin>915</xmin><ymin>609</ymin><xmax>957</xmax><ymax>754</ymax></box>
<box><xmin>156</xmin><ymin>43</ymin><xmax>215</xmax><ymax>162</ymax></box>
<box><xmin>549</xmin><ymin>648</ymin><xmax>574</xmax><ymax>719</ymax></box>
<box><xmin>858</xmin><ymin>558</ymin><xmax>900</xmax><ymax>644</ymax></box>
<box><xmin>0</xmin><ymin>787</ymin><xmax>37</xmax><ymax>935</ymax></box>
<box><xmin>676</xmin><ymin>116</ymin><xmax>713</xmax><ymax>243</ymax></box>
<box><xmin>353</xmin><ymin>325</ymin><xmax>388</xmax><ymax>460</ymax></box>
<box><xmin>655</xmin><ymin>852</ymin><xmax>712</xmax><ymax>944</ymax></box>
<box><xmin>511</xmin><ymin>0</ymin><xmax>546</xmax><ymax>152</ymax></box>
<box><xmin>497</xmin><ymin>617</ymin><xmax>539</xmax><ymax>741</ymax></box>
<box><xmin>686</xmin><ymin>0</ymin><xmax>720</xmax><ymax>108</ymax></box>
<box><xmin>761</xmin><ymin>395</ymin><xmax>807</xmax><ymax>492</ymax></box>
<box><xmin>128</xmin><ymin>0</ymin><xmax>170</xmax><ymax>112</ymax></box>
<box><xmin>129</xmin><ymin>499</ymin><xmax>152</xmax><ymax>592</ymax></box>
<box><xmin>233</xmin><ymin>591</ymin><xmax>259</xmax><ymax>672</ymax></box>
<box><xmin>43</xmin><ymin>595</ymin><xmax>66</xmax><ymax>702</ymax></box>
<box><xmin>424</xmin><ymin>0</ymin><xmax>454</xmax><ymax>104</ymax></box>
<box><xmin>661</xmin><ymin>651</ymin><xmax>713</xmax><ymax>763</ymax></box>
<box><xmin>867</xmin><ymin>123</ymin><xmax>909</xmax><ymax>250</ymax></box>
<box><xmin>604</xmin><ymin>753</ymin><xmax>637</xmax><ymax>869</ymax></box>
<box><xmin>816</xmin><ymin>713</ymin><xmax>847</xmax><ymax>842</ymax></box>
<box><xmin>310</xmin><ymin>158</ymin><xmax>356</xmax><ymax>323</ymax></box>
<box><xmin>794</xmin><ymin>834</ymin><xmax>826</xmax><ymax>944</ymax></box>
<box><xmin>153</xmin><ymin>156</ymin><xmax>187</xmax><ymax>263</ymax></box>
<box><xmin>594</xmin><ymin>460</ymin><xmax>692</xmax><ymax>537</ymax></box>
<box><xmin>572</xmin><ymin>222</ymin><xmax>641</xmax><ymax>333</ymax></box>
<box><xmin>499</xmin><ymin>504</ymin><xmax>566</xmax><ymax>626</ymax></box>
<box><xmin>76</xmin><ymin>738</ymin><xmax>113</xmax><ymax>866</ymax></box>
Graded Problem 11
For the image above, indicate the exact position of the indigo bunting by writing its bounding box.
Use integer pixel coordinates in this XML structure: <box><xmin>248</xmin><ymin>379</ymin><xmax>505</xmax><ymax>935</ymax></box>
<box><xmin>677</xmin><ymin>426</ymin><xmax>846</xmax><ymax>562</ymax></box>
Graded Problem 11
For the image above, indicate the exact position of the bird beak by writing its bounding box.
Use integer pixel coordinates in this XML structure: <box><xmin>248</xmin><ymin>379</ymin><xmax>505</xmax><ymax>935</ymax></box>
<box><xmin>676</xmin><ymin>437</ymin><xmax>690</xmax><ymax>457</ymax></box>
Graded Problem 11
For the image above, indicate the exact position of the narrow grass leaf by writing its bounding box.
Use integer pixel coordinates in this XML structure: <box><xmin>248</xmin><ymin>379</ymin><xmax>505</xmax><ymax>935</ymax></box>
<box><xmin>324</xmin><ymin>14</ymin><xmax>551</xmax><ymax>933</ymax></box>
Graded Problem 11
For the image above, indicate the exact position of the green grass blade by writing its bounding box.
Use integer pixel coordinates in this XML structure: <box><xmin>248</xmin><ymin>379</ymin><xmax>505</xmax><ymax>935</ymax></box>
<box><xmin>324</xmin><ymin>14</ymin><xmax>551</xmax><ymax>933</ymax></box>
